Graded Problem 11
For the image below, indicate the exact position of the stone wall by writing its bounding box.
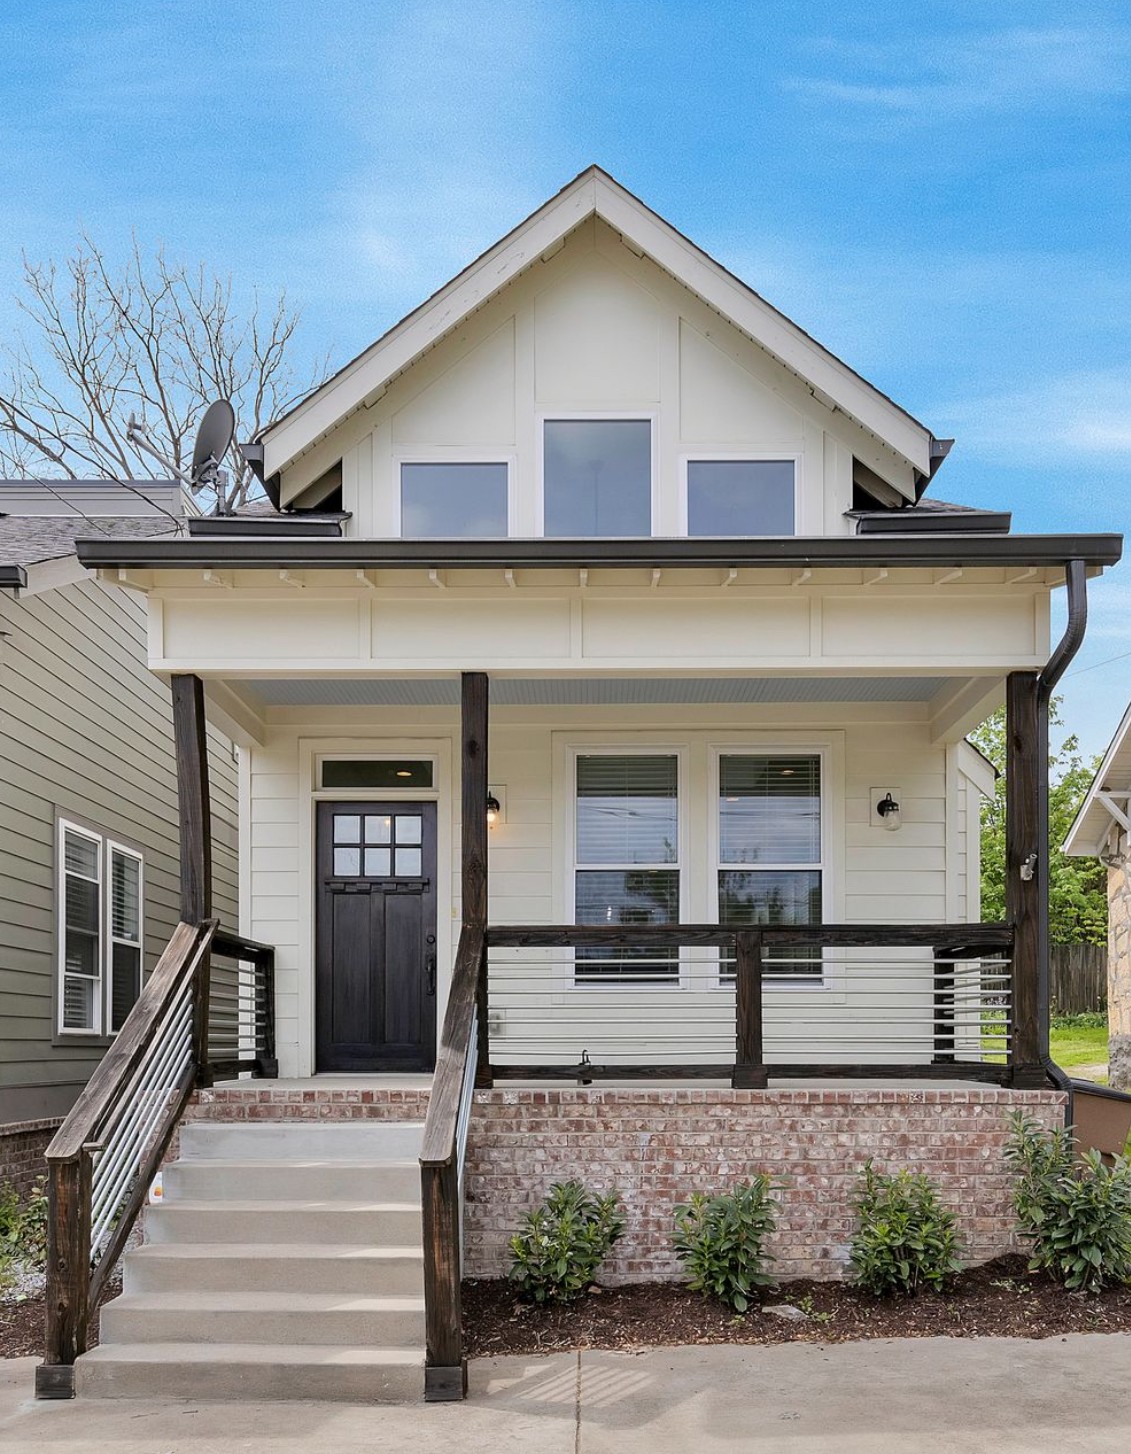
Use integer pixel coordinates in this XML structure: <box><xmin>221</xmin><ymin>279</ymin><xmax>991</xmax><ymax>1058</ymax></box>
<box><xmin>0</xmin><ymin>1119</ymin><xmax>59</xmax><ymax>1199</ymax></box>
<box><xmin>1109</xmin><ymin>835</ymin><xmax>1131</xmax><ymax>1092</ymax></box>
<box><xmin>183</xmin><ymin>1083</ymin><xmax>1064</xmax><ymax>1283</ymax></box>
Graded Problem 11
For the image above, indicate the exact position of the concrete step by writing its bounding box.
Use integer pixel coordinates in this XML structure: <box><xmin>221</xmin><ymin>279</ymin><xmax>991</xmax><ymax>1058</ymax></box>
<box><xmin>76</xmin><ymin>1342</ymin><xmax>423</xmax><ymax>1402</ymax></box>
<box><xmin>179</xmin><ymin>1122</ymin><xmax>425</xmax><ymax>1162</ymax></box>
<box><xmin>124</xmin><ymin>1243</ymin><xmax>425</xmax><ymax>1296</ymax></box>
<box><xmin>100</xmin><ymin>1291</ymin><xmax>425</xmax><ymax>1347</ymax></box>
<box><xmin>163</xmin><ymin>1158</ymin><xmax>422</xmax><ymax>1203</ymax></box>
<box><xmin>146</xmin><ymin>1199</ymin><xmax>421</xmax><ymax>1245</ymax></box>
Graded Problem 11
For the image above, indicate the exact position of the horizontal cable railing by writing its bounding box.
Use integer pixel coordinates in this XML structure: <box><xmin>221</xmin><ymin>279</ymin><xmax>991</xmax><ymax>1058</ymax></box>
<box><xmin>38</xmin><ymin>919</ymin><xmax>278</xmax><ymax>1398</ymax></box>
<box><xmin>483</xmin><ymin>923</ymin><xmax>1014</xmax><ymax>1083</ymax></box>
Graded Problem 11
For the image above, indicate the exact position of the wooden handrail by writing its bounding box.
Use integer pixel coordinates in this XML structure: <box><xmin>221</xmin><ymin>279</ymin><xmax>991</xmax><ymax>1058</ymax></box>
<box><xmin>420</xmin><ymin>923</ymin><xmax>484</xmax><ymax>1403</ymax></box>
<box><xmin>485</xmin><ymin>922</ymin><xmax>1014</xmax><ymax>948</ymax></box>
<box><xmin>212</xmin><ymin>926</ymin><xmax>276</xmax><ymax>967</ymax></box>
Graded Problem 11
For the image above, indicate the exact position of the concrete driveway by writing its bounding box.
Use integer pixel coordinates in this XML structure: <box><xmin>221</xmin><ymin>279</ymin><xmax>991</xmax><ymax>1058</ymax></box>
<box><xmin>3</xmin><ymin>1335</ymin><xmax>1130</xmax><ymax>1453</ymax></box>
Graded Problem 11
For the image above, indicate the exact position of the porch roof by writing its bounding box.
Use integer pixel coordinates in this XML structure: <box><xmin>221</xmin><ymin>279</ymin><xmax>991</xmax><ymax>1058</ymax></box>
<box><xmin>74</xmin><ymin>530</ymin><xmax>1122</xmax><ymax>573</ymax></box>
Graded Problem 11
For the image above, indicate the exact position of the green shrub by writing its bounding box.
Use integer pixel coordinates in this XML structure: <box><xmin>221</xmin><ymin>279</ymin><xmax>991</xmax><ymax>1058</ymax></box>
<box><xmin>850</xmin><ymin>1162</ymin><xmax>963</xmax><ymax>1297</ymax></box>
<box><xmin>1050</xmin><ymin>1012</ymin><xmax>1107</xmax><ymax>1031</ymax></box>
<box><xmin>0</xmin><ymin>1177</ymin><xmax>48</xmax><ymax>1296</ymax></box>
<box><xmin>672</xmin><ymin>1178</ymin><xmax>778</xmax><ymax>1312</ymax></box>
<box><xmin>1005</xmin><ymin>1112</ymin><xmax>1131</xmax><ymax>1292</ymax></box>
<box><xmin>508</xmin><ymin>1180</ymin><xmax>625</xmax><ymax>1303</ymax></box>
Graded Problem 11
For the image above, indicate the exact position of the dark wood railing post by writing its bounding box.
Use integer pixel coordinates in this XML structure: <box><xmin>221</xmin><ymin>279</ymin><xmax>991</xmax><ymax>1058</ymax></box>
<box><xmin>36</xmin><ymin>1155</ymin><xmax>92</xmax><ymax>1398</ymax></box>
<box><xmin>421</xmin><ymin>1159</ymin><xmax>464</xmax><ymax>1401</ymax></box>
<box><xmin>172</xmin><ymin>674</ymin><xmax>214</xmax><ymax>1087</ymax></box>
<box><xmin>462</xmin><ymin>671</ymin><xmax>493</xmax><ymax>1088</ymax></box>
<box><xmin>1006</xmin><ymin>671</ymin><xmax>1045</xmax><ymax>1086</ymax></box>
<box><xmin>733</xmin><ymin>930</ymin><xmax>767</xmax><ymax>1089</ymax></box>
<box><xmin>258</xmin><ymin>950</ymin><xmax>278</xmax><ymax>1078</ymax></box>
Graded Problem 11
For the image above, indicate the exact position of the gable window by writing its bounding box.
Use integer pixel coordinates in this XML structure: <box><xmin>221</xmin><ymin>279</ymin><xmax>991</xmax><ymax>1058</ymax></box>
<box><xmin>717</xmin><ymin>754</ymin><xmax>822</xmax><ymax>979</ymax></box>
<box><xmin>58</xmin><ymin>820</ymin><xmax>145</xmax><ymax>1035</ymax></box>
<box><xmin>400</xmin><ymin>462</ymin><xmax>508</xmax><ymax>536</ymax></box>
<box><xmin>573</xmin><ymin>753</ymin><xmax>679</xmax><ymax>982</ymax></box>
<box><xmin>686</xmin><ymin>459</ymin><xmax>795</xmax><ymax>536</ymax></box>
<box><xmin>544</xmin><ymin>419</ymin><xmax>651</xmax><ymax>536</ymax></box>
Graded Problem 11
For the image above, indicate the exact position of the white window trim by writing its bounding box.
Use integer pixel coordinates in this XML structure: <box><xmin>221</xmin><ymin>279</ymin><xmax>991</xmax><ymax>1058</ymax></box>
<box><xmin>391</xmin><ymin>450</ymin><xmax>518</xmax><ymax>537</ymax></box>
<box><xmin>57</xmin><ymin>820</ymin><xmax>147</xmax><ymax>1038</ymax></box>
<box><xmin>567</xmin><ymin>743</ymin><xmax>688</xmax><ymax>991</ymax></box>
<box><xmin>106</xmin><ymin>840</ymin><xmax>145</xmax><ymax>1034</ymax></box>
<box><xmin>536</xmin><ymin>412</ymin><xmax>658</xmax><ymax>538</ymax></box>
<box><xmin>678</xmin><ymin>452</ymin><xmax>801</xmax><ymax>537</ymax></box>
<box><xmin>708</xmin><ymin>745</ymin><xmax>828</xmax><ymax>989</ymax></box>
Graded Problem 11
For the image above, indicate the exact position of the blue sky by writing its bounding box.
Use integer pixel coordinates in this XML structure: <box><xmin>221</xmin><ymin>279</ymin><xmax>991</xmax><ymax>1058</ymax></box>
<box><xmin>1</xmin><ymin>0</ymin><xmax>1129</xmax><ymax>754</ymax></box>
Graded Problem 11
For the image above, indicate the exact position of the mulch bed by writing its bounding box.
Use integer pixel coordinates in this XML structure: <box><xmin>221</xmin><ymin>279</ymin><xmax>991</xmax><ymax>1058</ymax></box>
<box><xmin>0</xmin><ymin>1275</ymin><xmax>119</xmax><ymax>1361</ymax></box>
<box><xmin>462</xmin><ymin>1256</ymin><xmax>1131</xmax><ymax>1358</ymax></box>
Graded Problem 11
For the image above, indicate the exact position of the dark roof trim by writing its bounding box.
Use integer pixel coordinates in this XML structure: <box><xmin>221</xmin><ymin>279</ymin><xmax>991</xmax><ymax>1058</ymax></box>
<box><xmin>852</xmin><ymin>510</ymin><xmax>1012</xmax><ymax>535</ymax></box>
<box><xmin>187</xmin><ymin>513</ymin><xmax>349</xmax><ymax>538</ymax></box>
<box><xmin>0</xmin><ymin>563</ymin><xmax>27</xmax><ymax>590</ymax></box>
<box><xmin>74</xmin><ymin>533</ymin><xmax>1124</xmax><ymax>572</ymax></box>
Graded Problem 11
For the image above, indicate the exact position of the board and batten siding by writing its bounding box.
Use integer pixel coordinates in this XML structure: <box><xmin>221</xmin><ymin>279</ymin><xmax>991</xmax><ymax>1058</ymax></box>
<box><xmin>0</xmin><ymin>575</ymin><xmax>237</xmax><ymax>1124</ymax></box>
<box><xmin>243</xmin><ymin>702</ymin><xmax>975</xmax><ymax>1077</ymax></box>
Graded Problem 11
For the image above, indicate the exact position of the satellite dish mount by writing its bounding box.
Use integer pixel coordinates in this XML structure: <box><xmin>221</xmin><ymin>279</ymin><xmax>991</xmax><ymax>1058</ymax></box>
<box><xmin>127</xmin><ymin>400</ymin><xmax>237</xmax><ymax>511</ymax></box>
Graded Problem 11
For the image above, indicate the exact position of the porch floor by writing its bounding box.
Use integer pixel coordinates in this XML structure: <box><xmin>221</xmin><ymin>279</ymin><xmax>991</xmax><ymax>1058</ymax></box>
<box><xmin>213</xmin><ymin>1074</ymin><xmax>993</xmax><ymax>1092</ymax></box>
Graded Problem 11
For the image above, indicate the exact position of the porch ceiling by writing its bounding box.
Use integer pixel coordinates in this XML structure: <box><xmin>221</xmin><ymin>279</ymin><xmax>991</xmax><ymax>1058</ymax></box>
<box><xmin>235</xmin><ymin>674</ymin><xmax>951</xmax><ymax>707</ymax></box>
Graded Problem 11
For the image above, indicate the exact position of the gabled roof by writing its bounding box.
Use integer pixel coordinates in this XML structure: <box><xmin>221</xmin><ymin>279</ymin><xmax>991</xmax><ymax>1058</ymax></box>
<box><xmin>1064</xmin><ymin>701</ymin><xmax>1131</xmax><ymax>857</ymax></box>
<box><xmin>257</xmin><ymin>166</ymin><xmax>945</xmax><ymax>504</ymax></box>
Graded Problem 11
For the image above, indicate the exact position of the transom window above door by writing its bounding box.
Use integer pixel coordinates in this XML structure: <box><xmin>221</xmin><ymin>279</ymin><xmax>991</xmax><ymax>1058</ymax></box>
<box><xmin>686</xmin><ymin>459</ymin><xmax>796</xmax><ymax>536</ymax></box>
<box><xmin>543</xmin><ymin>419</ymin><xmax>652</xmax><ymax>536</ymax></box>
<box><xmin>331</xmin><ymin>810</ymin><xmax>424</xmax><ymax>878</ymax></box>
<box><xmin>400</xmin><ymin>462</ymin><xmax>508</xmax><ymax>537</ymax></box>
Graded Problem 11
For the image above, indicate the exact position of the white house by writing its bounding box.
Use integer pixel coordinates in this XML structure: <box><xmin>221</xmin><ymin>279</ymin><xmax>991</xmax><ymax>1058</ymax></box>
<box><xmin>39</xmin><ymin>167</ymin><xmax>1122</xmax><ymax>1404</ymax></box>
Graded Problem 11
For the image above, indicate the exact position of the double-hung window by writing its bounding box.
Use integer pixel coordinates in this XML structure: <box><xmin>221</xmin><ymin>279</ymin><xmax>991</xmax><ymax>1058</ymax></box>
<box><xmin>573</xmin><ymin>753</ymin><xmax>679</xmax><ymax>982</ymax></box>
<box><xmin>717</xmin><ymin>754</ymin><xmax>823</xmax><ymax>979</ymax></box>
<box><xmin>58</xmin><ymin>820</ymin><xmax>144</xmax><ymax>1035</ymax></box>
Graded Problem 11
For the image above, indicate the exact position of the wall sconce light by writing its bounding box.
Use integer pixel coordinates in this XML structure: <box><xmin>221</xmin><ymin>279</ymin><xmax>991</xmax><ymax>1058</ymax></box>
<box><xmin>876</xmin><ymin>792</ymin><xmax>901</xmax><ymax>831</ymax></box>
<box><xmin>486</xmin><ymin>792</ymin><xmax>501</xmax><ymax>829</ymax></box>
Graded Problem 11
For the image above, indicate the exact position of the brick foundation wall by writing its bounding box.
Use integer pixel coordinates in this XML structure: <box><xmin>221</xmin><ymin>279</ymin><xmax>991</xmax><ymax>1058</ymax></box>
<box><xmin>0</xmin><ymin>1119</ymin><xmax>60</xmax><ymax>1199</ymax></box>
<box><xmin>181</xmin><ymin>1084</ymin><xmax>1065</xmax><ymax>1283</ymax></box>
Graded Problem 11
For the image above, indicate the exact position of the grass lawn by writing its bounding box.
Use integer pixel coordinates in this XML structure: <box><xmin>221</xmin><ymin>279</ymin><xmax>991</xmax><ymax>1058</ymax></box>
<box><xmin>1049</xmin><ymin>1014</ymin><xmax>1108</xmax><ymax>1082</ymax></box>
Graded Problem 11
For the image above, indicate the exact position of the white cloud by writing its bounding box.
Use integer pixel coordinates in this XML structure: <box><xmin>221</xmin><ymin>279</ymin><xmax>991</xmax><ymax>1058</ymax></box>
<box><xmin>788</xmin><ymin>25</ymin><xmax>1131</xmax><ymax>118</ymax></box>
<box><xmin>937</xmin><ymin>370</ymin><xmax>1131</xmax><ymax>463</ymax></box>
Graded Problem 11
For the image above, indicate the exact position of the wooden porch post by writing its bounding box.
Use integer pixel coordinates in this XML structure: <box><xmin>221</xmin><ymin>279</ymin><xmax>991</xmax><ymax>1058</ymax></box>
<box><xmin>733</xmin><ymin>931</ymin><xmax>767</xmax><ymax>1088</ymax></box>
<box><xmin>1006</xmin><ymin>670</ymin><xmax>1046</xmax><ymax>1085</ymax></box>
<box><xmin>461</xmin><ymin>672</ymin><xmax>492</xmax><ymax>1087</ymax></box>
<box><xmin>171</xmin><ymin>674</ymin><xmax>214</xmax><ymax>1086</ymax></box>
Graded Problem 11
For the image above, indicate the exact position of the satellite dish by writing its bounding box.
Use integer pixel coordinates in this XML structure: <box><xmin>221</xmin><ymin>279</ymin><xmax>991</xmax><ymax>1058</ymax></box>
<box><xmin>191</xmin><ymin>399</ymin><xmax>236</xmax><ymax>489</ymax></box>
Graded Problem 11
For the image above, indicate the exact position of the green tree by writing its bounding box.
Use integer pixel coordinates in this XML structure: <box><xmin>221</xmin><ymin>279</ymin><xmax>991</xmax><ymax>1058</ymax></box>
<box><xmin>969</xmin><ymin>704</ymin><xmax>1107</xmax><ymax>944</ymax></box>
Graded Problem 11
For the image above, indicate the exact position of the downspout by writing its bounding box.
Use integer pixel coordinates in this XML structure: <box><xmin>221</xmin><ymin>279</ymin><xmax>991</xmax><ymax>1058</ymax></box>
<box><xmin>1034</xmin><ymin>559</ymin><xmax>1088</xmax><ymax>1102</ymax></box>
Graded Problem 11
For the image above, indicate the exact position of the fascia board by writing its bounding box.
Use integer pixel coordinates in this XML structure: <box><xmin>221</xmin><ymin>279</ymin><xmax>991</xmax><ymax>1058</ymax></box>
<box><xmin>1064</xmin><ymin>701</ymin><xmax>1131</xmax><ymax>856</ymax></box>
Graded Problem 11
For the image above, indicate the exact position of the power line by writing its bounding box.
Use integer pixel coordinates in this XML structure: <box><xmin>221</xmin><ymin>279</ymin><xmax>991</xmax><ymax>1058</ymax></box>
<box><xmin>1065</xmin><ymin>648</ymin><xmax>1131</xmax><ymax>679</ymax></box>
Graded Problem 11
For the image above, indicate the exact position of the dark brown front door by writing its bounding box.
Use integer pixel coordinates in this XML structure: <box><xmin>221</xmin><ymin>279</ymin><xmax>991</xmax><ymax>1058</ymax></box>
<box><xmin>315</xmin><ymin>801</ymin><xmax>438</xmax><ymax>1072</ymax></box>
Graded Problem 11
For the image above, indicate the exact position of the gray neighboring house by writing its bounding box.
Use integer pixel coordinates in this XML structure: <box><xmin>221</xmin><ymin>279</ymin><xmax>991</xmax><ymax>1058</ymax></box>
<box><xmin>0</xmin><ymin>481</ymin><xmax>238</xmax><ymax>1191</ymax></box>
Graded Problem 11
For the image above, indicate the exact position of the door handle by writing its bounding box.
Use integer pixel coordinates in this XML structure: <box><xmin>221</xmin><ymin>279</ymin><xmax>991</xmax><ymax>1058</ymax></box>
<box><xmin>425</xmin><ymin>954</ymin><xmax>437</xmax><ymax>996</ymax></box>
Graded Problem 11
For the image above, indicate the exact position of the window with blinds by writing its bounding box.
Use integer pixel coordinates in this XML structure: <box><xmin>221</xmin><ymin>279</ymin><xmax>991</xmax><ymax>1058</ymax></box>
<box><xmin>717</xmin><ymin>754</ymin><xmax>823</xmax><ymax>979</ymax></box>
<box><xmin>57</xmin><ymin>821</ymin><xmax>145</xmax><ymax>1035</ymax></box>
<box><xmin>573</xmin><ymin>753</ymin><xmax>679</xmax><ymax>982</ymax></box>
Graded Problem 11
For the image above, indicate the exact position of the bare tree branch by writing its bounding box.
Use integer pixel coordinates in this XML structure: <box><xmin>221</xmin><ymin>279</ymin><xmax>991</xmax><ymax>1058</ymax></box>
<box><xmin>0</xmin><ymin>236</ymin><xmax>328</xmax><ymax>512</ymax></box>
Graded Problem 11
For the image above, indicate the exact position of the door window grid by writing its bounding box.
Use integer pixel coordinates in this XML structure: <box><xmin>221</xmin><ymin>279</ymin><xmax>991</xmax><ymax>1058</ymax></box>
<box><xmin>573</xmin><ymin>753</ymin><xmax>680</xmax><ymax>983</ymax></box>
<box><xmin>333</xmin><ymin>812</ymin><xmax>424</xmax><ymax>878</ymax></box>
<box><xmin>717</xmin><ymin>754</ymin><xmax>823</xmax><ymax>982</ymax></box>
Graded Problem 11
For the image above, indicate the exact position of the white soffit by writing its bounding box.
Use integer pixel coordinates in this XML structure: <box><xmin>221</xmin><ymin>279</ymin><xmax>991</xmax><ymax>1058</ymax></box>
<box><xmin>1064</xmin><ymin>700</ymin><xmax>1131</xmax><ymax>856</ymax></box>
<box><xmin>240</xmin><ymin>676</ymin><xmax>950</xmax><ymax>708</ymax></box>
<box><xmin>262</xmin><ymin>167</ymin><xmax>935</xmax><ymax>493</ymax></box>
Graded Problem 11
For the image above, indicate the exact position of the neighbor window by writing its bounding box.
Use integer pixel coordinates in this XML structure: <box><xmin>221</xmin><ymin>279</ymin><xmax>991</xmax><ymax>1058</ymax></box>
<box><xmin>574</xmin><ymin>753</ymin><xmax>679</xmax><ymax>982</ymax></box>
<box><xmin>400</xmin><ymin>462</ymin><xmax>508</xmax><ymax>536</ymax></box>
<box><xmin>686</xmin><ymin>459</ymin><xmax>795</xmax><ymax>536</ymax></box>
<box><xmin>717</xmin><ymin>754</ymin><xmax>822</xmax><ymax>979</ymax></box>
<box><xmin>58</xmin><ymin>821</ymin><xmax>145</xmax><ymax>1034</ymax></box>
<box><xmin>543</xmin><ymin>419</ymin><xmax>651</xmax><ymax>536</ymax></box>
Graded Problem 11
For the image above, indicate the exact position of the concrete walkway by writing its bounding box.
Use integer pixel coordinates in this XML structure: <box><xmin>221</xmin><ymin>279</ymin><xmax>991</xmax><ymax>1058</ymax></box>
<box><xmin>3</xmin><ymin>1335</ymin><xmax>1131</xmax><ymax>1453</ymax></box>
